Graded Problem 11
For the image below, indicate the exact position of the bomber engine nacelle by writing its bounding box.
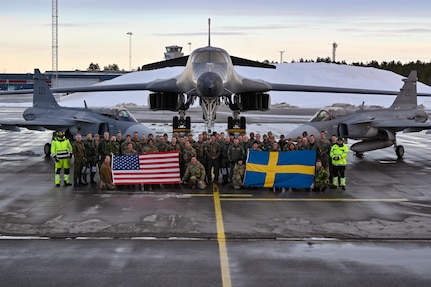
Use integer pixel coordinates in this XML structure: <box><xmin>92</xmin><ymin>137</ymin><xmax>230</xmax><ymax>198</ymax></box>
<box><xmin>236</xmin><ymin>93</ymin><xmax>270</xmax><ymax>111</ymax></box>
<box><xmin>149</xmin><ymin>92</ymin><xmax>182</xmax><ymax>111</ymax></box>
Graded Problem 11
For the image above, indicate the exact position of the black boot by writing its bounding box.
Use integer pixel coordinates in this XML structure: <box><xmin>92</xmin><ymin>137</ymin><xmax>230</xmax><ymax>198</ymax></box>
<box><xmin>81</xmin><ymin>175</ymin><xmax>88</xmax><ymax>185</ymax></box>
<box><xmin>222</xmin><ymin>175</ymin><xmax>228</xmax><ymax>185</ymax></box>
<box><xmin>90</xmin><ymin>172</ymin><xmax>97</xmax><ymax>184</ymax></box>
<box><xmin>74</xmin><ymin>179</ymin><xmax>81</xmax><ymax>187</ymax></box>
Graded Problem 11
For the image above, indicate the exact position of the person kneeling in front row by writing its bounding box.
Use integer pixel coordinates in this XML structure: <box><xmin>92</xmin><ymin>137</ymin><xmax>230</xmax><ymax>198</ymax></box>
<box><xmin>99</xmin><ymin>155</ymin><xmax>115</xmax><ymax>190</ymax></box>
<box><xmin>181</xmin><ymin>156</ymin><xmax>206</xmax><ymax>189</ymax></box>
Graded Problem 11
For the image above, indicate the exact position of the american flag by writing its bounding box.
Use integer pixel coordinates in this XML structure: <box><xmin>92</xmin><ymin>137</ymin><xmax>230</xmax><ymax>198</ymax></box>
<box><xmin>112</xmin><ymin>151</ymin><xmax>181</xmax><ymax>185</ymax></box>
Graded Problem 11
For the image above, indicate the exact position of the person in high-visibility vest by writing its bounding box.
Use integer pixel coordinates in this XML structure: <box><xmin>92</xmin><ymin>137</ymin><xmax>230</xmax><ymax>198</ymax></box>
<box><xmin>50</xmin><ymin>131</ymin><xmax>73</xmax><ymax>187</ymax></box>
<box><xmin>329</xmin><ymin>137</ymin><xmax>348</xmax><ymax>190</ymax></box>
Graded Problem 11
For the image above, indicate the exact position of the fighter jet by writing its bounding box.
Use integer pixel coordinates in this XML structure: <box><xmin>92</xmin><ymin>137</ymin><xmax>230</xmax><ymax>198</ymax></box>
<box><xmin>286</xmin><ymin>71</ymin><xmax>431</xmax><ymax>158</ymax></box>
<box><xmin>0</xmin><ymin>69</ymin><xmax>153</xmax><ymax>155</ymax></box>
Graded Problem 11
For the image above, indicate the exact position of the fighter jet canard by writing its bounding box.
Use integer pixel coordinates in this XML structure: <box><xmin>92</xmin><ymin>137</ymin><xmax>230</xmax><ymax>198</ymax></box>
<box><xmin>0</xmin><ymin>69</ymin><xmax>153</xmax><ymax>155</ymax></box>
<box><xmin>287</xmin><ymin>70</ymin><xmax>431</xmax><ymax>159</ymax></box>
<box><xmin>4</xmin><ymin>19</ymin><xmax>431</xmax><ymax>135</ymax></box>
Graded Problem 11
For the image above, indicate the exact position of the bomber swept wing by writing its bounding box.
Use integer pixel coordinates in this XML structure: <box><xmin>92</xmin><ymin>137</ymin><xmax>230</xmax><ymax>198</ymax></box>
<box><xmin>287</xmin><ymin>71</ymin><xmax>431</xmax><ymax>159</ymax></box>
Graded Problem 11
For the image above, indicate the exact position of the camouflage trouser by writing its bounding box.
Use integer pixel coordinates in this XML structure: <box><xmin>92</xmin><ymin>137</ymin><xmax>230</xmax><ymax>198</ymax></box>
<box><xmin>189</xmin><ymin>176</ymin><xmax>206</xmax><ymax>189</ymax></box>
<box><xmin>232</xmin><ymin>175</ymin><xmax>243</xmax><ymax>190</ymax></box>
<box><xmin>74</xmin><ymin>159</ymin><xmax>85</xmax><ymax>183</ymax></box>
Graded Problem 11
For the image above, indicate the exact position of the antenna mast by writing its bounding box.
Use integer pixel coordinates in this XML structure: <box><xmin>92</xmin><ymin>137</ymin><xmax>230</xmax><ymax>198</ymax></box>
<box><xmin>332</xmin><ymin>42</ymin><xmax>338</xmax><ymax>63</ymax></box>
<box><xmin>208</xmin><ymin>18</ymin><xmax>211</xmax><ymax>46</ymax></box>
<box><xmin>278</xmin><ymin>50</ymin><xmax>285</xmax><ymax>64</ymax></box>
<box><xmin>52</xmin><ymin>0</ymin><xmax>58</xmax><ymax>88</ymax></box>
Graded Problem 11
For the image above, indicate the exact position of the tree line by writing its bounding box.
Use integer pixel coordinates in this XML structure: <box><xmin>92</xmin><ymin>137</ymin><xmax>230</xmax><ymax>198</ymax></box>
<box><xmin>88</xmin><ymin>58</ymin><xmax>431</xmax><ymax>86</ymax></box>
<box><xmin>287</xmin><ymin>57</ymin><xmax>431</xmax><ymax>86</ymax></box>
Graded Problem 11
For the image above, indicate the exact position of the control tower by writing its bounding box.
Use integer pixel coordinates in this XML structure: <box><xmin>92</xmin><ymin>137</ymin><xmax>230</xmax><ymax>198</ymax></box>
<box><xmin>164</xmin><ymin>45</ymin><xmax>184</xmax><ymax>60</ymax></box>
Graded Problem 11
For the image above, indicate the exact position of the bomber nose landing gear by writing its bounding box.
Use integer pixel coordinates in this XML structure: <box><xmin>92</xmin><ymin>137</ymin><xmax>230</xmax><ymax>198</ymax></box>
<box><xmin>173</xmin><ymin>110</ymin><xmax>191</xmax><ymax>134</ymax></box>
<box><xmin>228</xmin><ymin>111</ymin><xmax>246</xmax><ymax>135</ymax></box>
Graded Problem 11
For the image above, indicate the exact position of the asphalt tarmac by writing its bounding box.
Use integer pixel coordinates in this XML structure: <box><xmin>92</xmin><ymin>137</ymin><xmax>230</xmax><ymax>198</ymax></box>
<box><xmin>1</xmin><ymin>108</ymin><xmax>431</xmax><ymax>286</ymax></box>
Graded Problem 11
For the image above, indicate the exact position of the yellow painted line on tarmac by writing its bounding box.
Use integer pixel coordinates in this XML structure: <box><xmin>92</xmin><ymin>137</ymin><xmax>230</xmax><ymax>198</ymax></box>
<box><xmin>221</xmin><ymin>198</ymin><xmax>409</xmax><ymax>202</ymax></box>
<box><xmin>213</xmin><ymin>183</ymin><xmax>232</xmax><ymax>287</ymax></box>
<box><xmin>186</xmin><ymin>193</ymin><xmax>252</xmax><ymax>197</ymax></box>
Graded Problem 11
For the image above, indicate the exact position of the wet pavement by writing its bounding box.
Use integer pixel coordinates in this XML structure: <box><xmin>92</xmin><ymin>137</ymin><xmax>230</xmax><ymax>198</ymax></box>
<box><xmin>1</xmin><ymin>109</ymin><xmax>431</xmax><ymax>286</ymax></box>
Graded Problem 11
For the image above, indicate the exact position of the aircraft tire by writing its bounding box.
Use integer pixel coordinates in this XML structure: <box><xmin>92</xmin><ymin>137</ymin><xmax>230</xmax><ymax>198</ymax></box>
<box><xmin>395</xmin><ymin>145</ymin><xmax>404</xmax><ymax>159</ymax></box>
<box><xmin>240</xmin><ymin>116</ymin><xmax>246</xmax><ymax>129</ymax></box>
<box><xmin>173</xmin><ymin>116</ymin><xmax>179</xmax><ymax>129</ymax></box>
<box><xmin>185</xmin><ymin>116</ymin><xmax>191</xmax><ymax>129</ymax></box>
<box><xmin>44</xmin><ymin>143</ymin><xmax>51</xmax><ymax>157</ymax></box>
<box><xmin>228</xmin><ymin>117</ymin><xmax>233</xmax><ymax>130</ymax></box>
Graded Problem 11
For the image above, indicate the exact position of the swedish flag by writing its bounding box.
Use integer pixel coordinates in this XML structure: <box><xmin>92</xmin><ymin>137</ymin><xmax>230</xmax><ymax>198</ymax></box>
<box><xmin>243</xmin><ymin>150</ymin><xmax>316</xmax><ymax>188</ymax></box>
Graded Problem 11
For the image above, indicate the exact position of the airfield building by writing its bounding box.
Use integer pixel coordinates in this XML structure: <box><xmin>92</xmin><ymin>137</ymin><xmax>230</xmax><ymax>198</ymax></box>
<box><xmin>0</xmin><ymin>71</ymin><xmax>126</xmax><ymax>91</ymax></box>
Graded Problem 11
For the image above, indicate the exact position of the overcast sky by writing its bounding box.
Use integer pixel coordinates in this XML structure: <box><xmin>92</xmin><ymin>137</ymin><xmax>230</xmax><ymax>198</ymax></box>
<box><xmin>2</xmin><ymin>0</ymin><xmax>431</xmax><ymax>73</ymax></box>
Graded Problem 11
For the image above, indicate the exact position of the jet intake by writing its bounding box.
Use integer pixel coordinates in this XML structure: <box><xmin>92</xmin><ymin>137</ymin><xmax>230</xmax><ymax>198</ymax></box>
<box><xmin>351</xmin><ymin>140</ymin><xmax>393</xmax><ymax>153</ymax></box>
<box><xmin>197</xmin><ymin>72</ymin><xmax>223</xmax><ymax>98</ymax></box>
<box><xmin>149</xmin><ymin>92</ymin><xmax>181</xmax><ymax>111</ymax></box>
<box><xmin>237</xmin><ymin>93</ymin><xmax>270</xmax><ymax>111</ymax></box>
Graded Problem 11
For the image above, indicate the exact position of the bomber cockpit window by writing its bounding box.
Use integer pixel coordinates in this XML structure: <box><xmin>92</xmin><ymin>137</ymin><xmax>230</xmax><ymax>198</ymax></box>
<box><xmin>193</xmin><ymin>51</ymin><xmax>228</xmax><ymax>64</ymax></box>
<box><xmin>116</xmin><ymin>109</ymin><xmax>138</xmax><ymax>122</ymax></box>
<box><xmin>309</xmin><ymin>109</ymin><xmax>331</xmax><ymax>122</ymax></box>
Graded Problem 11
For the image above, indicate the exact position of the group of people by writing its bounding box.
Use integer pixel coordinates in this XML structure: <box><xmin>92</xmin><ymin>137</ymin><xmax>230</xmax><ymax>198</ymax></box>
<box><xmin>50</xmin><ymin>130</ymin><xmax>119</xmax><ymax>190</ymax></box>
<box><xmin>49</xmin><ymin>128</ymin><xmax>349</xmax><ymax>192</ymax></box>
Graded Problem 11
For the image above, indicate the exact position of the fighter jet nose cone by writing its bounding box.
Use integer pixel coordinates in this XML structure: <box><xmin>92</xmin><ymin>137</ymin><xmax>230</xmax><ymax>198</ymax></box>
<box><xmin>197</xmin><ymin>72</ymin><xmax>223</xmax><ymax>97</ymax></box>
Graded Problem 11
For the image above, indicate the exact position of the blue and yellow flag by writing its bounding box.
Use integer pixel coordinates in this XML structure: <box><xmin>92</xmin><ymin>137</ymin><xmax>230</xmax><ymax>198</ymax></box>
<box><xmin>243</xmin><ymin>150</ymin><xmax>316</xmax><ymax>188</ymax></box>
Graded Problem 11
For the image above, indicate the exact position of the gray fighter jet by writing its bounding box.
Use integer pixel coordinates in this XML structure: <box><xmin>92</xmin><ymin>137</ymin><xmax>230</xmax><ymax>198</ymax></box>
<box><xmin>0</xmin><ymin>69</ymin><xmax>153</xmax><ymax>155</ymax></box>
<box><xmin>286</xmin><ymin>71</ymin><xmax>431</xmax><ymax>158</ymax></box>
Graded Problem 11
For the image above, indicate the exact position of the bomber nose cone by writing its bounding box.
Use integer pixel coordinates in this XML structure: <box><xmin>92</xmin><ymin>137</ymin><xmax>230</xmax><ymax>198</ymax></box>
<box><xmin>197</xmin><ymin>72</ymin><xmax>223</xmax><ymax>97</ymax></box>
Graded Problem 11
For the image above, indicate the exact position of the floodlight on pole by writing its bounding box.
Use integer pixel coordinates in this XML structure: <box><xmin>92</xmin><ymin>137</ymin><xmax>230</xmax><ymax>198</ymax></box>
<box><xmin>126</xmin><ymin>32</ymin><xmax>133</xmax><ymax>71</ymax></box>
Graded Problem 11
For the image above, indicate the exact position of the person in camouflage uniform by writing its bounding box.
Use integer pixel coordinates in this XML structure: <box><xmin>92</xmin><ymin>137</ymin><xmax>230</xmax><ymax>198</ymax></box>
<box><xmin>123</xmin><ymin>142</ymin><xmax>138</xmax><ymax>155</ymax></box>
<box><xmin>228</xmin><ymin>138</ymin><xmax>245</xmax><ymax>183</ymax></box>
<box><xmin>205</xmin><ymin>135</ymin><xmax>221</xmax><ymax>183</ymax></box>
<box><xmin>180</xmin><ymin>140</ymin><xmax>197</xmax><ymax>178</ymax></box>
<box><xmin>121</xmin><ymin>134</ymin><xmax>137</xmax><ymax>155</ymax></box>
<box><xmin>220</xmin><ymin>137</ymin><xmax>232</xmax><ymax>184</ymax></box>
<box><xmin>72</xmin><ymin>133</ymin><xmax>86</xmax><ymax>187</ymax></box>
<box><xmin>193</xmin><ymin>134</ymin><xmax>207</xmax><ymax>171</ymax></box>
<box><xmin>107</xmin><ymin>135</ymin><xmax>121</xmax><ymax>156</ymax></box>
<box><xmin>83</xmin><ymin>132</ymin><xmax>98</xmax><ymax>185</ymax></box>
<box><xmin>232</xmin><ymin>158</ymin><xmax>246</xmax><ymax>190</ymax></box>
<box><xmin>142</xmin><ymin>138</ymin><xmax>159</xmax><ymax>153</ymax></box>
<box><xmin>312</xmin><ymin>159</ymin><xmax>329</xmax><ymax>192</ymax></box>
<box><xmin>181</xmin><ymin>156</ymin><xmax>206</xmax><ymax>189</ymax></box>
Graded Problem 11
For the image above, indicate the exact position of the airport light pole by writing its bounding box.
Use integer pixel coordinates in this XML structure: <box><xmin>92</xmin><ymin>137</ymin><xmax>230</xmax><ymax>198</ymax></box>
<box><xmin>126</xmin><ymin>32</ymin><xmax>133</xmax><ymax>71</ymax></box>
<box><xmin>188</xmin><ymin>42</ymin><xmax>192</xmax><ymax>54</ymax></box>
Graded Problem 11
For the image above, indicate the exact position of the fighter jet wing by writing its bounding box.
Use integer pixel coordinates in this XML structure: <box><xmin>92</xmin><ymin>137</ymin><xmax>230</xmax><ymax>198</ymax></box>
<box><xmin>371</xmin><ymin>119</ymin><xmax>431</xmax><ymax>131</ymax></box>
<box><xmin>0</xmin><ymin>111</ymin><xmax>106</xmax><ymax>132</ymax></box>
<box><xmin>0</xmin><ymin>118</ymin><xmax>75</xmax><ymax>132</ymax></box>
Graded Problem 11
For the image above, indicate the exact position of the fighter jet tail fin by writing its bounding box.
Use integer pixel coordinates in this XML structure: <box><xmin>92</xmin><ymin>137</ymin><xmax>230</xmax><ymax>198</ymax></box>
<box><xmin>389</xmin><ymin>70</ymin><xmax>418</xmax><ymax>110</ymax></box>
<box><xmin>33</xmin><ymin>69</ymin><xmax>60</xmax><ymax>108</ymax></box>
